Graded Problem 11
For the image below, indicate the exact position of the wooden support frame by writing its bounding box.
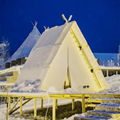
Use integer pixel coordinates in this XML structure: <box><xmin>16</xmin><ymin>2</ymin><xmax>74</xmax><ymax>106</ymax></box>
<box><xmin>72</xmin><ymin>99</ymin><xmax>75</xmax><ymax>111</ymax></box>
<box><xmin>0</xmin><ymin>92</ymin><xmax>120</xmax><ymax>120</ymax></box>
<box><xmin>40</xmin><ymin>98</ymin><xmax>43</xmax><ymax>109</ymax></box>
<box><xmin>8</xmin><ymin>96</ymin><xmax>11</xmax><ymax>110</ymax></box>
<box><xmin>82</xmin><ymin>94</ymin><xmax>85</xmax><ymax>113</ymax></box>
<box><xmin>34</xmin><ymin>98</ymin><xmax>37</xmax><ymax>118</ymax></box>
<box><xmin>52</xmin><ymin>98</ymin><xmax>57</xmax><ymax>120</ymax></box>
<box><xmin>9</xmin><ymin>98</ymin><xmax>32</xmax><ymax>115</ymax></box>
<box><xmin>20</xmin><ymin>97</ymin><xmax>23</xmax><ymax>115</ymax></box>
<box><xmin>106</xmin><ymin>70</ymin><xmax>109</xmax><ymax>77</ymax></box>
<box><xmin>116</xmin><ymin>71</ymin><xmax>118</xmax><ymax>75</ymax></box>
<box><xmin>55</xmin><ymin>99</ymin><xmax>58</xmax><ymax>109</ymax></box>
<box><xmin>9</xmin><ymin>97</ymin><xmax>22</xmax><ymax>114</ymax></box>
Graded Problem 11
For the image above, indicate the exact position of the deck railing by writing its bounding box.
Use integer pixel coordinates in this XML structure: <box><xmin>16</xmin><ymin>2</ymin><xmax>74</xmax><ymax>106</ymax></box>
<box><xmin>0</xmin><ymin>92</ymin><xmax>120</xmax><ymax>120</ymax></box>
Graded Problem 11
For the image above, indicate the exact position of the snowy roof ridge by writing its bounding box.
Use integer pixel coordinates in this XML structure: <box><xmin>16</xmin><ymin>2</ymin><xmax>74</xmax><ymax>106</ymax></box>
<box><xmin>8</xmin><ymin>25</ymin><xmax>41</xmax><ymax>62</ymax></box>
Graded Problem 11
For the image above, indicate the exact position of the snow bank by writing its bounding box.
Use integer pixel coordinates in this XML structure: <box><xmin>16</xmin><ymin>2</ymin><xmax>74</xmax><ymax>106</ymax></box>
<box><xmin>63</xmin><ymin>114</ymin><xmax>82</xmax><ymax>120</ymax></box>
<box><xmin>11</xmin><ymin>79</ymin><xmax>43</xmax><ymax>92</ymax></box>
<box><xmin>102</xmin><ymin>75</ymin><xmax>120</xmax><ymax>93</ymax></box>
<box><xmin>0</xmin><ymin>104</ymin><xmax>29</xmax><ymax>120</ymax></box>
<box><xmin>11</xmin><ymin>74</ymin><xmax>120</xmax><ymax>93</ymax></box>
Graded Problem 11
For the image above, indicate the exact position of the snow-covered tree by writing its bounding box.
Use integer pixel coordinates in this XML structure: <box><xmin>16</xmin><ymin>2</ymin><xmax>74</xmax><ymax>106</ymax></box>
<box><xmin>0</xmin><ymin>39</ymin><xmax>10</xmax><ymax>67</ymax></box>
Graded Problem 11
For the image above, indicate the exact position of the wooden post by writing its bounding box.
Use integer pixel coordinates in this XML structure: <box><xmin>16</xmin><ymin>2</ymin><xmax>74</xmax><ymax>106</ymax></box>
<box><xmin>82</xmin><ymin>94</ymin><xmax>85</xmax><ymax>113</ymax></box>
<box><xmin>6</xmin><ymin>97</ymin><xmax>9</xmax><ymax>120</ymax></box>
<box><xmin>106</xmin><ymin>70</ymin><xmax>109</xmax><ymax>77</ymax></box>
<box><xmin>40</xmin><ymin>98</ymin><xmax>43</xmax><ymax>109</ymax></box>
<box><xmin>34</xmin><ymin>98</ymin><xmax>37</xmax><ymax>118</ymax></box>
<box><xmin>20</xmin><ymin>97</ymin><xmax>23</xmax><ymax>115</ymax></box>
<box><xmin>8</xmin><ymin>97</ymin><xmax>11</xmax><ymax>110</ymax></box>
<box><xmin>116</xmin><ymin>71</ymin><xmax>118</xmax><ymax>75</ymax></box>
<box><xmin>52</xmin><ymin>98</ymin><xmax>57</xmax><ymax>120</ymax></box>
<box><xmin>55</xmin><ymin>99</ymin><xmax>58</xmax><ymax>109</ymax></box>
<box><xmin>6</xmin><ymin>87</ymin><xmax>9</xmax><ymax>120</ymax></box>
<box><xmin>72</xmin><ymin>99</ymin><xmax>75</xmax><ymax>111</ymax></box>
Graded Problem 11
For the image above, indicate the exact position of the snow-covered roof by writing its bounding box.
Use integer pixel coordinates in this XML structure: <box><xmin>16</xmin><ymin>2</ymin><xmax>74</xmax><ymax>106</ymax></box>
<box><xmin>8</xmin><ymin>25</ymin><xmax>41</xmax><ymax>62</ymax></box>
<box><xmin>15</xmin><ymin>23</ymin><xmax>68</xmax><ymax>92</ymax></box>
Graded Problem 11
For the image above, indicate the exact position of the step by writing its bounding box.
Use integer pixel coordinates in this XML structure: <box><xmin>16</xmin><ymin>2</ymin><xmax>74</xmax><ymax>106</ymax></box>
<box><xmin>87</xmin><ymin>110</ymin><xmax>120</xmax><ymax>118</ymax></box>
<box><xmin>98</xmin><ymin>103</ymin><xmax>120</xmax><ymax>107</ymax></box>
<box><xmin>95</xmin><ymin>103</ymin><xmax>120</xmax><ymax>112</ymax></box>
<box><xmin>87</xmin><ymin>98</ymin><xmax>120</xmax><ymax>103</ymax></box>
<box><xmin>0</xmin><ymin>76</ymin><xmax>12</xmax><ymax>81</ymax></box>
<box><xmin>85</xmin><ymin>102</ymin><xmax>101</xmax><ymax>108</ymax></box>
<box><xmin>0</xmin><ymin>80</ymin><xmax>6</xmax><ymax>82</ymax></box>
<box><xmin>74</xmin><ymin>114</ymin><xmax>111</xmax><ymax>120</ymax></box>
<box><xmin>89</xmin><ymin>94</ymin><xmax>120</xmax><ymax>98</ymax></box>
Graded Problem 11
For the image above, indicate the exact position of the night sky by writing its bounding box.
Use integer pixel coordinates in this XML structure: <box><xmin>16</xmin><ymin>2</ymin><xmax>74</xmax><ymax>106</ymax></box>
<box><xmin>0</xmin><ymin>0</ymin><xmax>120</xmax><ymax>55</ymax></box>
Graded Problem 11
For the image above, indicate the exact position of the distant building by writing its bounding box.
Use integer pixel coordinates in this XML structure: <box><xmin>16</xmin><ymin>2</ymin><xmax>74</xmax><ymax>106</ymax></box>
<box><xmin>94</xmin><ymin>45</ymin><xmax>120</xmax><ymax>66</ymax></box>
<box><xmin>94</xmin><ymin>46</ymin><xmax>120</xmax><ymax>67</ymax></box>
<box><xmin>5</xmin><ymin>24</ymin><xmax>41</xmax><ymax>68</ymax></box>
<box><xmin>9</xmin><ymin>24</ymin><xmax>41</xmax><ymax>61</ymax></box>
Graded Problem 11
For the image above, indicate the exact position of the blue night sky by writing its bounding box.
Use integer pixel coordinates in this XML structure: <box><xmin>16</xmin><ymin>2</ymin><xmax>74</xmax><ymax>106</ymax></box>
<box><xmin>0</xmin><ymin>0</ymin><xmax>120</xmax><ymax>55</ymax></box>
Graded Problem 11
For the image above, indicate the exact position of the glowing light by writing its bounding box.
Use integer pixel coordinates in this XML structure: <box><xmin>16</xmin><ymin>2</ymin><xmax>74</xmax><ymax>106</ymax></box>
<box><xmin>48</xmin><ymin>87</ymin><xmax>56</xmax><ymax>92</ymax></box>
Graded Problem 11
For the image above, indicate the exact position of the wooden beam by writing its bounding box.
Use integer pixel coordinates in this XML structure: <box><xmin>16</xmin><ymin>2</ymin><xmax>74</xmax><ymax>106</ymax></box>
<box><xmin>9</xmin><ymin>98</ymin><xmax>32</xmax><ymax>115</ymax></box>
<box><xmin>72</xmin><ymin>99</ymin><xmax>75</xmax><ymax>111</ymax></box>
<box><xmin>82</xmin><ymin>94</ymin><xmax>85</xmax><ymax>113</ymax></box>
<box><xmin>55</xmin><ymin>99</ymin><xmax>58</xmax><ymax>109</ymax></box>
<box><xmin>9</xmin><ymin>97</ymin><xmax>21</xmax><ymax>114</ymax></box>
<box><xmin>20</xmin><ymin>97</ymin><xmax>23</xmax><ymax>115</ymax></box>
<box><xmin>8</xmin><ymin>96</ymin><xmax>11</xmax><ymax>110</ymax></box>
<box><xmin>40</xmin><ymin>98</ymin><xmax>43</xmax><ymax>109</ymax></box>
<box><xmin>106</xmin><ymin>70</ymin><xmax>109</xmax><ymax>77</ymax></box>
<box><xmin>34</xmin><ymin>98</ymin><xmax>37</xmax><ymax>118</ymax></box>
<box><xmin>52</xmin><ymin>98</ymin><xmax>57</xmax><ymax>120</ymax></box>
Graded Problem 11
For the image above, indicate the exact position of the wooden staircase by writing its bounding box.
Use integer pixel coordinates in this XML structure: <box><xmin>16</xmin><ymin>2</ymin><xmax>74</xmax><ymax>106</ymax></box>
<box><xmin>0</xmin><ymin>71</ymin><xmax>18</xmax><ymax>83</ymax></box>
<box><xmin>74</xmin><ymin>95</ymin><xmax>120</xmax><ymax>120</ymax></box>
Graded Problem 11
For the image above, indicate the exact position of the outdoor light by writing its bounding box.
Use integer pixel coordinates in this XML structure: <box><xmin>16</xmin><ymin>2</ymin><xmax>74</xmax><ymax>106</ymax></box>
<box><xmin>48</xmin><ymin>87</ymin><xmax>56</xmax><ymax>92</ymax></box>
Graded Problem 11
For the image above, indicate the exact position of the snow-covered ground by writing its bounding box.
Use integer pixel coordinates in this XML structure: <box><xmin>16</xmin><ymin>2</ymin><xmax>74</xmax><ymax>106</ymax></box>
<box><xmin>11</xmin><ymin>74</ymin><xmax>120</xmax><ymax>94</ymax></box>
<box><xmin>102</xmin><ymin>75</ymin><xmax>120</xmax><ymax>93</ymax></box>
<box><xmin>11</xmin><ymin>79</ymin><xmax>42</xmax><ymax>93</ymax></box>
<box><xmin>0</xmin><ymin>74</ymin><xmax>120</xmax><ymax>120</ymax></box>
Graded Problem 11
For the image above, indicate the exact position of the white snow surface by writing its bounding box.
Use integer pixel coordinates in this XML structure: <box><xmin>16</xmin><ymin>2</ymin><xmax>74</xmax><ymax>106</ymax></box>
<box><xmin>63</xmin><ymin>114</ymin><xmax>80</xmax><ymax>120</ymax></box>
<box><xmin>0</xmin><ymin>104</ymin><xmax>33</xmax><ymax>120</ymax></box>
<box><xmin>102</xmin><ymin>75</ymin><xmax>120</xmax><ymax>93</ymax></box>
<box><xmin>8</xmin><ymin>25</ymin><xmax>41</xmax><ymax>62</ymax></box>
<box><xmin>11</xmin><ymin>74</ymin><xmax>120</xmax><ymax>94</ymax></box>
<box><xmin>11</xmin><ymin>79</ymin><xmax>43</xmax><ymax>92</ymax></box>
